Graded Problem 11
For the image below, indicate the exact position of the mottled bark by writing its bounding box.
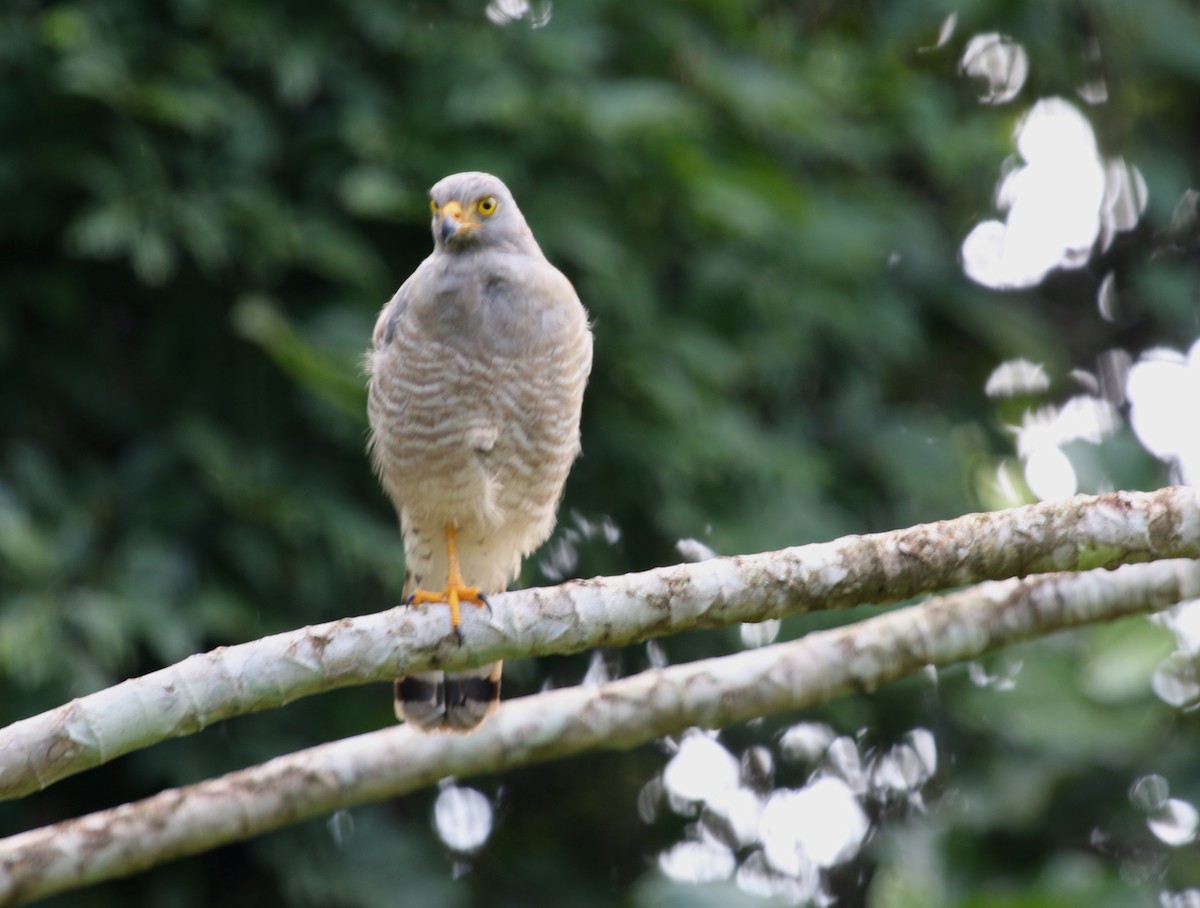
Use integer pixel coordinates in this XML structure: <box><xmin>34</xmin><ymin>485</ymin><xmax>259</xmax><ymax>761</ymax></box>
<box><xmin>0</xmin><ymin>488</ymin><xmax>1198</xmax><ymax>903</ymax></box>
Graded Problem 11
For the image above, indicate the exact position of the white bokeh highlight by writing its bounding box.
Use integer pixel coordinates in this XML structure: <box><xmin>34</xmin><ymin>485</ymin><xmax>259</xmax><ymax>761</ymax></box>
<box><xmin>653</xmin><ymin>728</ymin><xmax>937</xmax><ymax>898</ymax></box>
<box><xmin>433</xmin><ymin>783</ymin><xmax>494</xmax><ymax>853</ymax></box>
<box><xmin>658</xmin><ymin>839</ymin><xmax>736</xmax><ymax>884</ymax></box>
<box><xmin>1161</xmin><ymin>888</ymin><xmax>1200</xmax><ymax>908</ymax></box>
<box><xmin>485</xmin><ymin>0</ymin><xmax>552</xmax><ymax>27</ymax></box>
<box><xmin>985</xmin><ymin>358</ymin><xmax>1051</xmax><ymax>397</ymax></box>
<box><xmin>960</xmin><ymin>33</ymin><xmax>1028</xmax><ymax>104</ymax></box>
<box><xmin>761</xmin><ymin>778</ymin><xmax>870</xmax><ymax>870</ymax></box>
<box><xmin>663</xmin><ymin>731</ymin><xmax>740</xmax><ymax>804</ymax></box>
<box><xmin>962</xmin><ymin>98</ymin><xmax>1146</xmax><ymax>290</ymax></box>
<box><xmin>1127</xmin><ymin>339</ymin><xmax>1200</xmax><ymax>485</ymax></box>
<box><xmin>1149</xmin><ymin>799</ymin><xmax>1199</xmax><ymax>847</ymax></box>
<box><xmin>1130</xmin><ymin>773</ymin><xmax>1199</xmax><ymax>847</ymax></box>
<box><xmin>779</xmin><ymin>722</ymin><xmax>837</xmax><ymax>764</ymax></box>
<box><xmin>1011</xmin><ymin>395</ymin><xmax>1120</xmax><ymax>501</ymax></box>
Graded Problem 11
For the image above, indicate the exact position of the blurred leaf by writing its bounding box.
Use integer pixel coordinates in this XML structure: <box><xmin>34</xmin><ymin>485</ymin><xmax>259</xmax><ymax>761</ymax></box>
<box><xmin>951</xmin><ymin>636</ymin><xmax>1170</xmax><ymax>760</ymax></box>
<box><xmin>1080</xmin><ymin>616</ymin><xmax>1175</xmax><ymax>704</ymax></box>
<box><xmin>231</xmin><ymin>294</ymin><xmax>368</xmax><ymax>419</ymax></box>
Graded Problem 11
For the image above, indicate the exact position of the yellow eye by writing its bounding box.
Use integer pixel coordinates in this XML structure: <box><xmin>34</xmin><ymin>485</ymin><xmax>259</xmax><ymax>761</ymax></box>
<box><xmin>429</xmin><ymin>200</ymin><xmax>439</xmax><ymax>214</ymax></box>
<box><xmin>477</xmin><ymin>196</ymin><xmax>498</xmax><ymax>216</ymax></box>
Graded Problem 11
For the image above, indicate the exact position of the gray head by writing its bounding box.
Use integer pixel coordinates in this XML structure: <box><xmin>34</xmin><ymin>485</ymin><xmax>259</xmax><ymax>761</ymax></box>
<box><xmin>428</xmin><ymin>172</ymin><xmax>539</xmax><ymax>254</ymax></box>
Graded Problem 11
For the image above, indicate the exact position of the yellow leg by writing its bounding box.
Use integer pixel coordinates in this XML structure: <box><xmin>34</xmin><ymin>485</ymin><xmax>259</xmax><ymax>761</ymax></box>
<box><xmin>407</xmin><ymin>523</ymin><xmax>487</xmax><ymax>631</ymax></box>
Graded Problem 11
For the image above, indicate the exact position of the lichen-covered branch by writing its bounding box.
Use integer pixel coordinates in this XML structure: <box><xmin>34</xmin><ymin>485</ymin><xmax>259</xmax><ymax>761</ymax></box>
<box><xmin>3</xmin><ymin>558</ymin><xmax>1198</xmax><ymax>905</ymax></box>
<box><xmin>0</xmin><ymin>486</ymin><xmax>1197</xmax><ymax>802</ymax></box>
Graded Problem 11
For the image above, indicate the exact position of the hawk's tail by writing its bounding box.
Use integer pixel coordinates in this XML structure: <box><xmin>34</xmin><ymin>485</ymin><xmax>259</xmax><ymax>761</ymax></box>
<box><xmin>395</xmin><ymin>662</ymin><xmax>503</xmax><ymax>731</ymax></box>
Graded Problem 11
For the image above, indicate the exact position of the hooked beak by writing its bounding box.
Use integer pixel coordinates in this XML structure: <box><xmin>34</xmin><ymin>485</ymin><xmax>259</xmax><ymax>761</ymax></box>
<box><xmin>437</xmin><ymin>200</ymin><xmax>480</xmax><ymax>242</ymax></box>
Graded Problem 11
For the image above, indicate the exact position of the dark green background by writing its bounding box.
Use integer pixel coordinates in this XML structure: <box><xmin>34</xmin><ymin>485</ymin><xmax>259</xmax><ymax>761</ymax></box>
<box><xmin>2</xmin><ymin>0</ymin><xmax>1199</xmax><ymax>905</ymax></box>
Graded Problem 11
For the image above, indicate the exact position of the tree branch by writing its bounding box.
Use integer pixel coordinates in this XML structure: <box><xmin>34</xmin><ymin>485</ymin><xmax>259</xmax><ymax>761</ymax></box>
<box><xmin>0</xmin><ymin>486</ymin><xmax>1196</xmax><ymax>802</ymax></box>
<box><xmin>2</xmin><ymin>558</ymin><xmax>1198</xmax><ymax>905</ymax></box>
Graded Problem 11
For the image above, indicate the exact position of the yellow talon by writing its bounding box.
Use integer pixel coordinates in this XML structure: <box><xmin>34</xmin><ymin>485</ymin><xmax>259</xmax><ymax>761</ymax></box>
<box><xmin>406</xmin><ymin>523</ymin><xmax>487</xmax><ymax>632</ymax></box>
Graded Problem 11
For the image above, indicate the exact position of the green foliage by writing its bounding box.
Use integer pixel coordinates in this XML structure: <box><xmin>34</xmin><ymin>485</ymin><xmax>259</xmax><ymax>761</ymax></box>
<box><xmin>2</xmin><ymin>0</ymin><xmax>1199</xmax><ymax>905</ymax></box>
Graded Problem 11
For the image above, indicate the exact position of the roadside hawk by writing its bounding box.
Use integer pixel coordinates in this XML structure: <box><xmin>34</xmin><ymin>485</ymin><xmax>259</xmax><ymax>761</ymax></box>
<box><xmin>366</xmin><ymin>172</ymin><xmax>593</xmax><ymax>731</ymax></box>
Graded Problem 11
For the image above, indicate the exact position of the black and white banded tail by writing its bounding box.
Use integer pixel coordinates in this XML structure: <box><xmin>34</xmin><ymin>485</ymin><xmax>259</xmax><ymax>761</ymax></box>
<box><xmin>394</xmin><ymin>662</ymin><xmax>503</xmax><ymax>731</ymax></box>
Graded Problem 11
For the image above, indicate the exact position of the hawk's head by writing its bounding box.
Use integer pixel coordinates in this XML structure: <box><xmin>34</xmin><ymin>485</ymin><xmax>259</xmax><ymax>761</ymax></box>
<box><xmin>428</xmin><ymin>171</ymin><xmax>534</xmax><ymax>253</ymax></box>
